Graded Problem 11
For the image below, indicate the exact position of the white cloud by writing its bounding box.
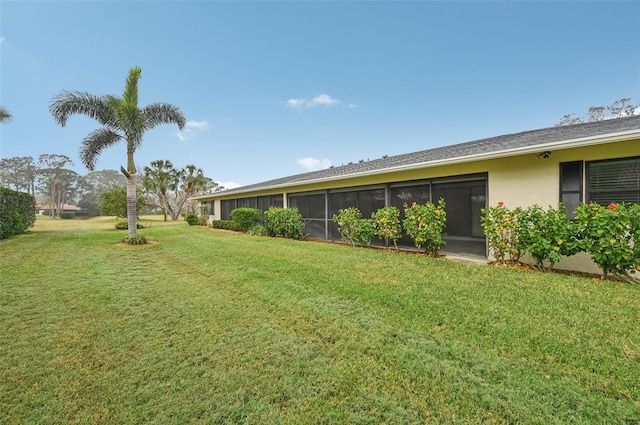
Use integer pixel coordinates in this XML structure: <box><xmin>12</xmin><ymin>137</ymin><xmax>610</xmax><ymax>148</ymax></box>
<box><xmin>0</xmin><ymin>37</ymin><xmax>5</xmax><ymax>44</ymax></box>
<box><xmin>186</xmin><ymin>120</ymin><xmax>209</xmax><ymax>130</ymax></box>
<box><xmin>297</xmin><ymin>157</ymin><xmax>332</xmax><ymax>171</ymax></box>
<box><xmin>219</xmin><ymin>181</ymin><xmax>242</xmax><ymax>190</ymax></box>
<box><xmin>308</xmin><ymin>94</ymin><xmax>340</xmax><ymax>107</ymax></box>
<box><xmin>284</xmin><ymin>94</ymin><xmax>346</xmax><ymax>109</ymax></box>
<box><xmin>286</xmin><ymin>98</ymin><xmax>306</xmax><ymax>109</ymax></box>
<box><xmin>177</xmin><ymin>120</ymin><xmax>209</xmax><ymax>141</ymax></box>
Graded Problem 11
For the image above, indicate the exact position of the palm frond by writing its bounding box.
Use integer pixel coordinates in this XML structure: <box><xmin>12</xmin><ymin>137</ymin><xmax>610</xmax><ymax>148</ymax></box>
<box><xmin>143</xmin><ymin>103</ymin><xmax>186</xmax><ymax>131</ymax></box>
<box><xmin>0</xmin><ymin>106</ymin><xmax>12</xmax><ymax>123</ymax></box>
<box><xmin>123</xmin><ymin>67</ymin><xmax>142</xmax><ymax>107</ymax></box>
<box><xmin>79</xmin><ymin>128</ymin><xmax>123</xmax><ymax>170</ymax></box>
<box><xmin>49</xmin><ymin>90</ymin><xmax>117</xmax><ymax>127</ymax></box>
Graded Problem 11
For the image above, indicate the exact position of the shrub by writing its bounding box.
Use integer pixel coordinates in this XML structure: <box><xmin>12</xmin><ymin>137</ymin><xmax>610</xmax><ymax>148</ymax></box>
<box><xmin>354</xmin><ymin>218</ymin><xmax>376</xmax><ymax>246</ymax></box>
<box><xmin>247</xmin><ymin>224</ymin><xmax>268</xmax><ymax>236</ymax></box>
<box><xmin>332</xmin><ymin>207</ymin><xmax>363</xmax><ymax>245</ymax></box>
<box><xmin>372</xmin><ymin>206</ymin><xmax>402</xmax><ymax>250</ymax></box>
<box><xmin>403</xmin><ymin>199</ymin><xmax>447</xmax><ymax>256</ymax></box>
<box><xmin>121</xmin><ymin>234</ymin><xmax>148</xmax><ymax>245</ymax></box>
<box><xmin>481</xmin><ymin>202</ymin><xmax>523</xmax><ymax>264</ymax></box>
<box><xmin>210</xmin><ymin>220</ymin><xmax>240</xmax><ymax>231</ymax></box>
<box><xmin>230</xmin><ymin>207</ymin><xmax>261</xmax><ymax>232</ymax></box>
<box><xmin>185</xmin><ymin>212</ymin><xmax>202</xmax><ymax>226</ymax></box>
<box><xmin>0</xmin><ymin>188</ymin><xmax>36</xmax><ymax>239</ymax></box>
<box><xmin>574</xmin><ymin>202</ymin><xmax>640</xmax><ymax>282</ymax></box>
<box><xmin>115</xmin><ymin>221</ymin><xmax>144</xmax><ymax>230</ymax></box>
<box><xmin>263</xmin><ymin>207</ymin><xmax>304</xmax><ymax>239</ymax></box>
<box><xmin>517</xmin><ymin>204</ymin><xmax>581</xmax><ymax>271</ymax></box>
<box><xmin>59</xmin><ymin>212</ymin><xmax>76</xmax><ymax>220</ymax></box>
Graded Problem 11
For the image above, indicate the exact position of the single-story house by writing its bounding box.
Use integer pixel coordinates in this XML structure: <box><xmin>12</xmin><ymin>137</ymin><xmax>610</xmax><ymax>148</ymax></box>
<box><xmin>193</xmin><ymin>115</ymin><xmax>640</xmax><ymax>274</ymax></box>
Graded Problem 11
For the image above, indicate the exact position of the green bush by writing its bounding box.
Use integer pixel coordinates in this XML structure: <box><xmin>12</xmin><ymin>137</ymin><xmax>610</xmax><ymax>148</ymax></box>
<box><xmin>481</xmin><ymin>202</ymin><xmax>523</xmax><ymax>264</ymax></box>
<box><xmin>185</xmin><ymin>212</ymin><xmax>202</xmax><ymax>226</ymax></box>
<box><xmin>372</xmin><ymin>206</ymin><xmax>402</xmax><ymax>250</ymax></box>
<box><xmin>230</xmin><ymin>207</ymin><xmax>261</xmax><ymax>232</ymax></box>
<box><xmin>263</xmin><ymin>207</ymin><xmax>303</xmax><ymax>239</ymax></box>
<box><xmin>353</xmin><ymin>218</ymin><xmax>376</xmax><ymax>246</ymax></box>
<box><xmin>332</xmin><ymin>207</ymin><xmax>363</xmax><ymax>245</ymax></box>
<box><xmin>210</xmin><ymin>220</ymin><xmax>240</xmax><ymax>231</ymax></box>
<box><xmin>59</xmin><ymin>212</ymin><xmax>76</xmax><ymax>220</ymax></box>
<box><xmin>517</xmin><ymin>204</ymin><xmax>581</xmax><ymax>271</ymax></box>
<box><xmin>403</xmin><ymin>199</ymin><xmax>447</xmax><ymax>256</ymax></box>
<box><xmin>0</xmin><ymin>188</ymin><xmax>36</xmax><ymax>239</ymax></box>
<box><xmin>115</xmin><ymin>221</ymin><xmax>144</xmax><ymax>230</ymax></box>
<box><xmin>247</xmin><ymin>224</ymin><xmax>268</xmax><ymax>236</ymax></box>
<box><xmin>121</xmin><ymin>234</ymin><xmax>148</xmax><ymax>245</ymax></box>
<box><xmin>575</xmin><ymin>202</ymin><xmax>640</xmax><ymax>282</ymax></box>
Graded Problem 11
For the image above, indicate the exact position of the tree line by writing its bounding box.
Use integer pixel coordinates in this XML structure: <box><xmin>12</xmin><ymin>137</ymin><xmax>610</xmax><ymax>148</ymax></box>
<box><xmin>0</xmin><ymin>154</ymin><xmax>223</xmax><ymax>219</ymax></box>
<box><xmin>556</xmin><ymin>98</ymin><xmax>638</xmax><ymax>126</ymax></box>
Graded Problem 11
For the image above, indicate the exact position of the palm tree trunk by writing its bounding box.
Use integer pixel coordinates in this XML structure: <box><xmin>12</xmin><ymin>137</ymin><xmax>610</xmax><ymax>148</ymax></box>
<box><xmin>126</xmin><ymin>175</ymin><xmax>138</xmax><ymax>235</ymax></box>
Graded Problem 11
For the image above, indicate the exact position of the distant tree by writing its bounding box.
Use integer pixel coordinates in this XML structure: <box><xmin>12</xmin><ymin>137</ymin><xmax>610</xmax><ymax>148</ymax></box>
<box><xmin>142</xmin><ymin>159</ymin><xmax>178</xmax><ymax>221</ymax></box>
<box><xmin>0</xmin><ymin>106</ymin><xmax>12</xmax><ymax>123</ymax></box>
<box><xmin>556</xmin><ymin>98</ymin><xmax>639</xmax><ymax>126</ymax></box>
<box><xmin>49</xmin><ymin>66</ymin><xmax>186</xmax><ymax>236</ymax></box>
<box><xmin>79</xmin><ymin>170</ymin><xmax>128</xmax><ymax>217</ymax></box>
<box><xmin>171</xmin><ymin>164</ymin><xmax>209</xmax><ymax>220</ymax></box>
<box><xmin>84</xmin><ymin>169</ymin><xmax>127</xmax><ymax>193</ymax></box>
<box><xmin>0</xmin><ymin>156</ymin><xmax>38</xmax><ymax>195</ymax></box>
<box><xmin>99</xmin><ymin>185</ymin><xmax>146</xmax><ymax>219</ymax></box>
<box><xmin>37</xmin><ymin>154</ymin><xmax>74</xmax><ymax>218</ymax></box>
<box><xmin>143</xmin><ymin>161</ymin><xmax>217</xmax><ymax>220</ymax></box>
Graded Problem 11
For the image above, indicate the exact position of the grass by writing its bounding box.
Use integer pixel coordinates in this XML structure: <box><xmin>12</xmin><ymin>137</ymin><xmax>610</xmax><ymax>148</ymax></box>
<box><xmin>1</xmin><ymin>216</ymin><xmax>639</xmax><ymax>424</ymax></box>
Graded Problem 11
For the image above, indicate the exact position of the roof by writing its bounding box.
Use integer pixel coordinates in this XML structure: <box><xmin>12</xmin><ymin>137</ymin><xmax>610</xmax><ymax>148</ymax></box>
<box><xmin>196</xmin><ymin>115</ymin><xmax>640</xmax><ymax>198</ymax></box>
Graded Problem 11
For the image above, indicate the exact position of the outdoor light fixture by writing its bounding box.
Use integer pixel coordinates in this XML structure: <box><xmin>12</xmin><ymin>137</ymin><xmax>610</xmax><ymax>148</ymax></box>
<box><xmin>537</xmin><ymin>151</ymin><xmax>552</xmax><ymax>159</ymax></box>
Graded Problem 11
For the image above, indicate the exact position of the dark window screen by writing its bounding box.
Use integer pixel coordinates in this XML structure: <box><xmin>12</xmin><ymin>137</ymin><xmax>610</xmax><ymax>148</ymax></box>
<box><xmin>560</xmin><ymin>161</ymin><xmax>583</xmax><ymax>219</ymax></box>
<box><xmin>220</xmin><ymin>199</ymin><xmax>237</xmax><ymax>220</ymax></box>
<box><xmin>588</xmin><ymin>157</ymin><xmax>640</xmax><ymax>205</ymax></box>
<box><xmin>289</xmin><ymin>193</ymin><xmax>326</xmax><ymax>239</ymax></box>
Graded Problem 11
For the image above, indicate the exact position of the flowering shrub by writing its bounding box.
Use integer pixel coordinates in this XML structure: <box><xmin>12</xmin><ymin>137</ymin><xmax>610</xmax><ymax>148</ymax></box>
<box><xmin>481</xmin><ymin>202</ymin><xmax>523</xmax><ymax>264</ymax></box>
<box><xmin>574</xmin><ymin>202</ymin><xmax>640</xmax><ymax>282</ymax></box>
<box><xmin>403</xmin><ymin>199</ymin><xmax>447</xmax><ymax>256</ymax></box>
<box><xmin>372</xmin><ymin>206</ymin><xmax>402</xmax><ymax>250</ymax></box>
<box><xmin>263</xmin><ymin>207</ymin><xmax>304</xmax><ymax>239</ymax></box>
<box><xmin>333</xmin><ymin>207</ymin><xmax>363</xmax><ymax>246</ymax></box>
<box><xmin>517</xmin><ymin>204</ymin><xmax>581</xmax><ymax>270</ymax></box>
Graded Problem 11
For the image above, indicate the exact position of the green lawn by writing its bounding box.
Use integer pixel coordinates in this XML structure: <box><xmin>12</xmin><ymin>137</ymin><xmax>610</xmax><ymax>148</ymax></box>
<box><xmin>1</xmin><ymin>216</ymin><xmax>639</xmax><ymax>424</ymax></box>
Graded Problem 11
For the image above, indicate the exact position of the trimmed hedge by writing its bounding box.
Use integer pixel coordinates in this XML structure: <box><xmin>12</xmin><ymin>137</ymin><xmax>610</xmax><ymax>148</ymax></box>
<box><xmin>0</xmin><ymin>188</ymin><xmax>36</xmax><ymax>239</ymax></box>
<box><xmin>230</xmin><ymin>208</ymin><xmax>261</xmax><ymax>232</ymax></box>
<box><xmin>59</xmin><ymin>212</ymin><xmax>76</xmax><ymax>220</ymax></box>
<box><xmin>210</xmin><ymin>220</ymin><xmax>240</xmax><ymax>231</ymax></box>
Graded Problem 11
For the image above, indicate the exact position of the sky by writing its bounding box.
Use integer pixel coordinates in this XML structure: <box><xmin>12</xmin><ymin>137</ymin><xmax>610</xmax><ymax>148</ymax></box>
<box><xmin>1</xmin><ymin>1</ymin><xmax>639</xmax><ymax>190</ymax></box>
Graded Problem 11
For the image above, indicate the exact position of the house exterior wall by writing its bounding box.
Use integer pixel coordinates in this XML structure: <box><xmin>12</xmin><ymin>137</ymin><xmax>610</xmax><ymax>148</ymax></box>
<box><xmin>199</xmin><ymin>137</ymin><xmax>640</xmax><ymax>275</ymax></box>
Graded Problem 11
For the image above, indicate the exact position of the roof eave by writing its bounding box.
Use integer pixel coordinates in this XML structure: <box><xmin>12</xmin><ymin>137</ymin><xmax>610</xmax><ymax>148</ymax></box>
<box><xmin>192</xmin><ymin>129</ymin><xmax>640</xmax><ymax>200</ymax></box>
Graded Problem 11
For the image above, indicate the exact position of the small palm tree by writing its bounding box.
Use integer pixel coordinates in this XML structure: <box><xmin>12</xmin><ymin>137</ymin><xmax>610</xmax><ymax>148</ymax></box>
<box><xmin>0</xmin><ymin>106</ymin><xmax>12</xmax><ymax>123</ymax></box>
<box><xmin>49</xmin><ymin>67</ymin><xmax>186</xmax><ymax>235</ymax></box>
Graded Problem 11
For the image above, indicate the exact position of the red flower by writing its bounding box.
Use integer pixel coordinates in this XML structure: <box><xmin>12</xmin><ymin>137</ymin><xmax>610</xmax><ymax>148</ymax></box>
<box><xmin>497</xmin><ymin>201</ymin><xmax>504</xmax><ymax>207</ymax></box>
<box><xmin>608</xmin><ymin>203</ymin><xmax>617</xmax><ymax>211</ymax></box>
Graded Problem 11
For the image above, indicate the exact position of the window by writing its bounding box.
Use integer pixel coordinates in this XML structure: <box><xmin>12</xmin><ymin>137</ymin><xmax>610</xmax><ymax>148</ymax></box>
<box><xmin>220</xmin><ymin>199</ymin><xmax>237</xmax><ymax>220</ymax></box>
<box><xmin>587</xmin><ymin>157</ymin><xmax>640</xmax><ymax>205</ymax></box>
<box><xmin>328</xmin><ymin>188</ymin><xmax>385</xmax><ymax>240</ymax></box>
<box><xmin>559</xmin><ymin>161</ymin><xmax>583</xmax><ymax>219</ymax></box>
<box><xmin>257</xmin><ymin>195</ymin><xmax>283</xmax><ymax>213</ymax></box>
<box><xmin>289</xmin><ymin>193</ymin><xmax>326</xmax><ymax>239</ymax></box>
<box><xmin>237</xmin><ymin>197</ymin><xmax>257</xmax><ymax>209</ymax></box>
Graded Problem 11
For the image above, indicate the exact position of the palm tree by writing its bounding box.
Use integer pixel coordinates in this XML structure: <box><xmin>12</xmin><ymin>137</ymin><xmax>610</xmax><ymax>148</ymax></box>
<box><xmin>49</xmin><ymin>67</ymin><xmax>186</xmax><ymax>235</ymax></box>
<box><xmin>0</xmin><ymin>106</ymin><xmax>12</xmax><ymax>123</ymax></box>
